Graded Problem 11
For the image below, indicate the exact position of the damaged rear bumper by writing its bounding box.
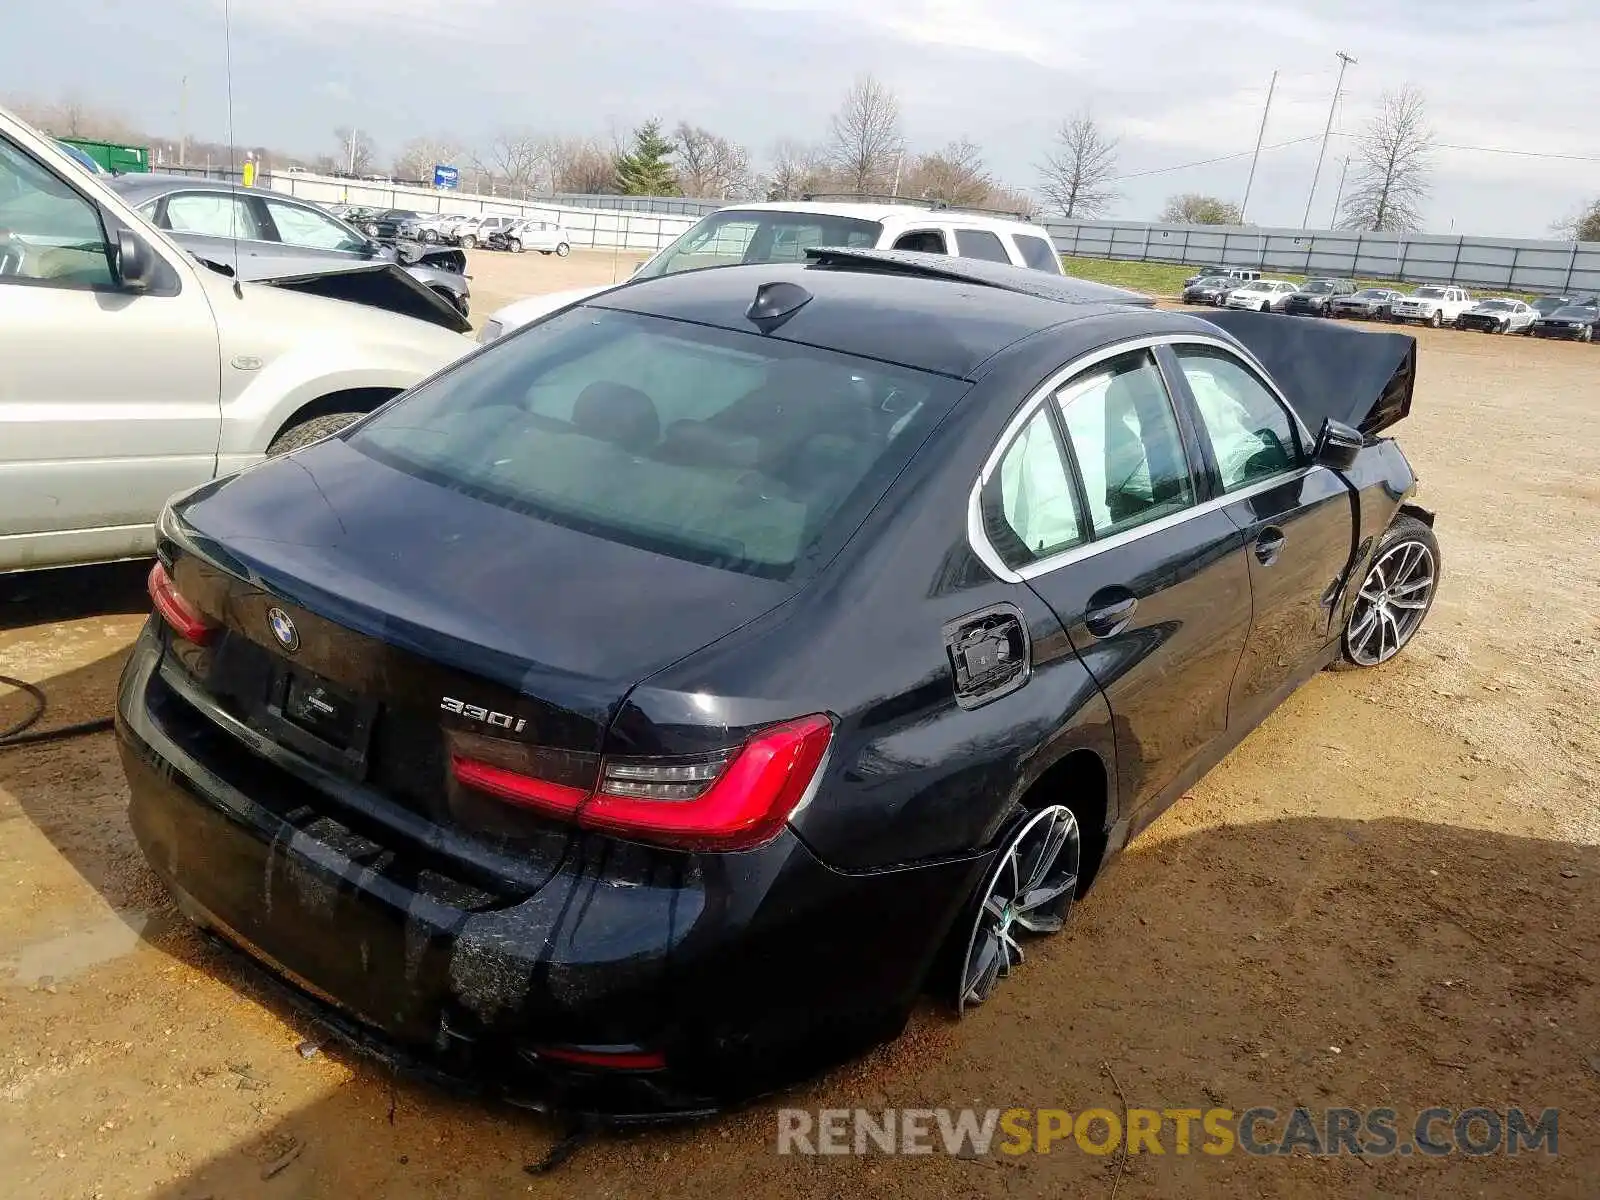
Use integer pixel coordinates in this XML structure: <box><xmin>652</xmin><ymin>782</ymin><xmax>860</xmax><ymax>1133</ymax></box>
<box><xmin>115</xmin><ymin>626</ymin><xmax>972</xmax><ymax>1121</ymax></box>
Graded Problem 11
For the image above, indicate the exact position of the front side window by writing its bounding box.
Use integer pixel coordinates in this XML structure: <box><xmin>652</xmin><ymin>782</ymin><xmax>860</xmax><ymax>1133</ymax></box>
<box><xmin>350</xmin><ymin>308</ymin><xmax>963</xmax><ymax>578</ymax></box>
<box><xmin>1056</xmin><ymin>352</ymin><xmax>1195</xmax><ymax>537</ymax></box>
<box><xmin>636</xmin><ymin>210</ymin><xmax>882</xmax><ymax>279</ymax></box>
<box><xmin>981</xmin><ymin>409</ymin><xmax>1083</xmax><ymax>568</ymax></box>
<box><xmin>163</xmin><ymin>192</ymin><xmax>264</xmax><ymax>240</ymax></box>
<box><xmin>1012</xmin><ymin>233</ymin><xmax>1062</xmax><ymax>274</ymax></box>
<box><xmin>1174</xmin><ymin>346</ymin><xmax>1302</xmax><ymax>492</ymax></box>
<box><xmin>954</xmin><ymin>228</ymin><xmax>1010</xmax><ymax>263</ymax></box>
<box><xmin>264</xmin><ymin>198</ymin><xmax>366</xmax><ymax>252</ymax></box>
<box><xmin>0</xmin><ymin>137</ymin><xmax>114</xmax><ymax>287</ymax></box>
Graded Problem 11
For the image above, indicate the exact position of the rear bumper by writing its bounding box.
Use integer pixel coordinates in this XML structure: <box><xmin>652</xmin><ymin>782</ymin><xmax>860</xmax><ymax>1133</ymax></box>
<box><xmin>116</xmin><ymin>626</ymin><xmax>978</xmax><ymax>1120</ymax></box>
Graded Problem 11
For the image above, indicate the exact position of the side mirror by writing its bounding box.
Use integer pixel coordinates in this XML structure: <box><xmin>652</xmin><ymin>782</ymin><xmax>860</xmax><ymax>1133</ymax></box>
<box><xmin>1313</xmin><ymin>418</ymin><xmax>1364</xmax><ymax>470</ymax></box>
<box><xmin>115</xmin><ymin>229</ymin><xmax>155</xmax><ymax>291</ymax></box>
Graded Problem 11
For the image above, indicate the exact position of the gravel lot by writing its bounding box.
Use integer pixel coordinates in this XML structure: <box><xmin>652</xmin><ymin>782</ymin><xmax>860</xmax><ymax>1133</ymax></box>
<box><xmin>2</xmin><ymin>252</ymin><xmax>1598</xmax><ymax>1198</ymax></box>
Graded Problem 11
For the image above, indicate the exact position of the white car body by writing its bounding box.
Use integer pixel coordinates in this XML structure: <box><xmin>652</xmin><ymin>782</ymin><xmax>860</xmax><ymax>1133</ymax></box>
<box><xmin>1455</xmin><ymin>297</ymin><xmax>1535</xmax><ymax>333</ymax></box>
<box><xmin>1388</xmin><ymin>286</ymin><xmax>1475</xmax><ymax>326</ymax></box>
<box><xmin>0</xmin><ymin>104</ymin><xmax>473</xmax><ymax>573</ymax></box>
<box><xmin>478</xmin><ymin>200</ymin><xmax>1065</xmax><ymax>343</ymax></box>
<box><xmin>454</xmin><ymin>213</ymin><xmax>518</xmax><ymax>246</ymax></box>
<box><xmin>1223</xmin><ymin>279</ymin><xmax>1299</xmax><ymax>312</ymax></box>
<box><xmin>504</xmin><ymin>219</ymin><xmax>572</xmax><ymax>255</ymax></box>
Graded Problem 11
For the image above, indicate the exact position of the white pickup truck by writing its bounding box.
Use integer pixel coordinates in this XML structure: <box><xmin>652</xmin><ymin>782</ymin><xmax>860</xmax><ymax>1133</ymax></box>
<box><xmin>1388</xmin><ymin>285</ymin><xmax>1475</xmax><ymax>328</ymax></box>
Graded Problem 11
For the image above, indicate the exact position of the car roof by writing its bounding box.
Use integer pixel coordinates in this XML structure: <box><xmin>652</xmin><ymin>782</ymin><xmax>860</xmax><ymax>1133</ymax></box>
<box><xmin>107</xmin><ymin>173</ymin><xmax>248</xmax><ymax>200</ymax></box>
<box><xmin>715</xmin><ymin>200</ymin><xmax>1043</xmax><ymax>234</ymax></box>
<box><xmin>583</xmin><ymin>259</ymin><xmax>1194</xmax><ymax>379</ymax></box>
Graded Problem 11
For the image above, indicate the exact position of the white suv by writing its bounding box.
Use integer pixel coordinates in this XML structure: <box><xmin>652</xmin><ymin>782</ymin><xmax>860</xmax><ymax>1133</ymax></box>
<box><xmin>0</xmin><ymin>104</ymin><xmax>471</xmax><ymax>574</ymax></box>
<box><xmin>1388</xmin><ymin>286</ymin><xmax>1475</xmax><ymax>328</ymax></box>
<box><xmin>479</xmin><ymin>200</ymin><xmax>1064</xmax><ymax>342</ymax></box>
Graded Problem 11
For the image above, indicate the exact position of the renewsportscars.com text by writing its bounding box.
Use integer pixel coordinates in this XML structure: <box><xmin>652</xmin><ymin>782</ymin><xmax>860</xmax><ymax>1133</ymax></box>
<box><xmin>776</xmin><ymin>1106</ymin><xmax>1558</xmax><ymax>1158</ymax></box>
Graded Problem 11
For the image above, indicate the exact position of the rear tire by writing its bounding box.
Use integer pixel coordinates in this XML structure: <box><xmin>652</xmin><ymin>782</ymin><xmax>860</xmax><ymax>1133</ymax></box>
<box><xmin>1333</xmin><ymin>515</ymin><xmax>1440</xmax><ymax>670</ymax></box>
<box><xmin>459</xmin><ymin>234</ymin><xmax>476</xmax><ymax>250</ymax></box>
<box><xmin>952</xmin><ymin>806</ymin><xmax>1080</xmax><ymax>1014</ymax></box>
<box><xmin>507</xmin><ymin>238</ymin><xmax>522</xmax><ymax>254</ymax></box>
<box><xmin>421</xmin><ymin>229</ymin><xmax>438</xmax><ymax>244</ymax></box>
<box><xmin>266</xmin><ymin>411</ymin><xmax>364</xmax><ymax>456</ymax></box>
<box><xmin>555</xmin><ymin>242</ymin><xmax>571</xmax><ymax>257</ymax></box>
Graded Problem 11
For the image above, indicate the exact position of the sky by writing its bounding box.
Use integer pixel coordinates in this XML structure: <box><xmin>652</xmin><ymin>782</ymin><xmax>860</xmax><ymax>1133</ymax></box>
<box><xmin>5</xmin><ymin>0</ymin><xmax>1597</xmax><ymax>237</ymax></box>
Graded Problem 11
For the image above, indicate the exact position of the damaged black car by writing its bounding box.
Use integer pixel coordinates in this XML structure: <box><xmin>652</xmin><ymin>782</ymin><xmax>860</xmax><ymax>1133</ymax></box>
<box><xmin>117</xmin><ymin>248</ymin><xmax>1439</xmax><ymax>1121</ymax></box>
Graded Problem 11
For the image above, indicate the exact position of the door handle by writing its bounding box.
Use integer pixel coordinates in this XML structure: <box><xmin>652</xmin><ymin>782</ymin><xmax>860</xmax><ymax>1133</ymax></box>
<box><xmin>1254</xmin><ymin>528</ymin><xmax>1287</xmax><ymax>566</ymax></box>
<box><xmin>1084</xmin><ymin>590</ymin><xmax>1138</xmax><ymax>639</ymax></box>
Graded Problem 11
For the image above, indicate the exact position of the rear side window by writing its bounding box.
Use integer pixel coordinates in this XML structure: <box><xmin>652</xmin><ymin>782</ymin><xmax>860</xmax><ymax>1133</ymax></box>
<box><xmin>1172</xmin><ymin>346</ymin><xmax>1302</xmax><ymax>493</ymax></box>
<box><xmin>981</xmin><ymin>409</ymin><xmax>1083</xmax><ymax>568</ymax></box>
<box><xmin>1012</xmin><ymin>233</ymin><xmax>1062</xmax><ymax>274</ymax></box>
<box><xmin>351</xmin><ymin>308</ymin><xmax>964</xmax><ymax>579</ymax></box>
<box><xmin>1055</xmin><ymin>352</ymin><xmax>1195</xmax><ymax>537</ymax></box>
<box><xmin>954</xmin><ymin>228</ymin><xmax>1011</xmax><ymax>263</ymax></box>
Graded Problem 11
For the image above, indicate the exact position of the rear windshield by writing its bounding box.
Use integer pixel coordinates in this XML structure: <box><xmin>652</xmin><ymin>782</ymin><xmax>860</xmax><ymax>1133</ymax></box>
<box><xmin>350</xmin><ymin>308</ymin><xmax>963</xmax><ymax>578</ymax></box>
<box><xmin>1552</xmin><ymin>306</ymin><xmax>1598</xmax><ymax>318</ymax></box>
<box><xmin>1477</xmin><ymin>300</ymin><xmax>1515</xmax><ymax>311</ymax></box>
<box><xmin>1413</xmin><ymin>287</ymin><xmax>1446</xmax><ymax>298</ymax></box>
<box><xmin>635</xmin><ymin>209</ymin><xmax>881</xmax><ymax>279</ymax></box>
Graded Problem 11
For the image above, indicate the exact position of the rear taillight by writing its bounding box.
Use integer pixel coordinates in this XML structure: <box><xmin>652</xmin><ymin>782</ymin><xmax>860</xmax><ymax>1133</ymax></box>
<box><xmin>148</xmin><ymin>562</ymin><xmax>216</xmax><ymax>645</ymax></box>
<box><xmin>450</xmin><ymin>714</ymin><xmax>833</xmax><ymax>852</ymax></box>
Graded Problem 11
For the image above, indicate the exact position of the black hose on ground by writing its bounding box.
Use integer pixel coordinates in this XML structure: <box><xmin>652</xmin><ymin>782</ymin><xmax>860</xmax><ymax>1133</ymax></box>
<box><xmin>0</xmin><ymin>673</ymin><xmax>115</xmax><ymax>750</ymax></box>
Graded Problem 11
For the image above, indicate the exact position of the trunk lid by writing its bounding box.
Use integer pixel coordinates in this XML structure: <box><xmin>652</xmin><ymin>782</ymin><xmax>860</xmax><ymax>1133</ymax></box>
<box><xmin>167</xmin><ymin>436</ymin><xmax>793</xmax><ymax>842</ymax></box>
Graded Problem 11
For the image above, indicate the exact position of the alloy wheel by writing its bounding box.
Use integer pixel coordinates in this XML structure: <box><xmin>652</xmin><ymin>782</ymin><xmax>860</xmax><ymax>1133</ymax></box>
<box><xmin>958</xmin><ymin>805</ymin><xmax>1080</xmax><ymax>1014</ymax></box>
<box><xmin>1346</xmin><ymin>540</ymin><xmax>1437</xmax><ymax>666</ymax></box>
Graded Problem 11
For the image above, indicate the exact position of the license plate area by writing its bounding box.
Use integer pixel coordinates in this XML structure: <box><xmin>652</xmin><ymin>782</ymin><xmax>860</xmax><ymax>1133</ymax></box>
<box><xmin>259</xmin><ymin>666</ymin><xmax>377</xmax><ymax>779</ymax></box>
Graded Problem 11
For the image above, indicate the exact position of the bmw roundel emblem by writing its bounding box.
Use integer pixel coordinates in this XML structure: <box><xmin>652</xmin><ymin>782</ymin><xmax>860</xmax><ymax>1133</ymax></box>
<box><xmin>267</xmin><ymin>607</ymin><xmax>300</xmax><ymax>652</ymax></box>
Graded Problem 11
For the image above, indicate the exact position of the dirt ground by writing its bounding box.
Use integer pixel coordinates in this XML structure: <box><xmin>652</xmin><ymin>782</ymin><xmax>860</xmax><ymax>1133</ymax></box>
<box><xmin>2</xmin><ymin>253</ymin><xmax>1598</xmax><ymax>1198</ymax></box>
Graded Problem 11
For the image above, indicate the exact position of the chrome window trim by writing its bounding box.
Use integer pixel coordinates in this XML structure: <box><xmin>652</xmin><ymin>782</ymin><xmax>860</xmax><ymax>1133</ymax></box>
<box><xmin>967</xmin><ymin>332</ymin><xmax>1316</xmax><ymax>585</ymax></box>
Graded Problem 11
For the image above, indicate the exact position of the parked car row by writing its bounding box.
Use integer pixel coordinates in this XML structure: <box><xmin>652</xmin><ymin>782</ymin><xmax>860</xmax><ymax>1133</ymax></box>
<box><xmin>388</xmin><ymin>211</ymin><xmax>574</xmax><ymax>254</ymax></box>
<box><xmin>1181</xmin><ymin>272</ymin><xmax>1600</xmax><ymax>340</ymax></box>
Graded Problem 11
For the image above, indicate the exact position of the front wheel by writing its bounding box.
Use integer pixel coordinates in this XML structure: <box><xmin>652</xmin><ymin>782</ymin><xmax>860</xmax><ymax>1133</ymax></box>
<box><xmin>1336</xmin><ymin>515</ymin><xmax>1440</xmax><ymax>669</ymax></box>
<box><xmin>555</xmin><ymin>241</ymin><xmax>570</xmax><ymax>257</ymax></box>
<box><xmin>955</xmin><ymin>806</ymin><xmax>1080</xmax><ymax>1014</ymax></box>
<box><xmin>459</xmin><ymin>234</ymin><xmax>476</xmax><ymax>250</ymax></box>
<box><xmin>1429</xmin><ymin>310</ymin><xmax>1443</xmax><ymax>328</ymax></box>
<box><xmin>1582</xmin><ymin>326</ymin><xmax>1594</xmax><ymax>343</ymax></box>
<box><xmin>266</xmin><ymin>411</ymin><xmax>365</xmax><ymax>457</ymax></box>
<box><xmin>507</xmin><ymin>238</ymin><xmax>522</xmax><ymax>254</ymax></box>
<box><xmin>1260</xmin><ymin>301</ymin><xmax>1272</xmax><ymax>313</ymax></box>
<box><xmin>421</xmin><ymin>229</ymin><xmax>438</xmax><ymax>244</ymax></box>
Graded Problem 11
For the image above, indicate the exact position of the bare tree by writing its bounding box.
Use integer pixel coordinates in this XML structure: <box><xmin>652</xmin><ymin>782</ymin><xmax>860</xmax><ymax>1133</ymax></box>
<box><xmin>548</xmin><ymin>137</ymin><xmax>616</xmax><ymax>194</ymax></box>
<box><xmin>902</xmin><ymin>139</ymin><xmax>993</xmax><ymax>206</ymax></box>
<box><xmin>826</xmin><ymin>74</ymin><xmax>904</xmax><ymax>194</ymax></box>
<box><xmin>673</xmin><ymin>123</ymin><xmax>753</xmax><ymax>199</ymax></box>
<box><xmin>1160</xmin><ymin>194</ymin><xmax>1244</xmax><ymax>225</ymax></box>
<box><xmin>767</xmin><ymin>139</ymin><xmax>829</xmax><ymax>200</ymax></box>
<box><xmin>1339</xmin><ymin>87</ymin><xmax>1433</xmax><ymax>233</ymax></box>
<box><xmin>473</xmin><ymin>130</ymin><xmax>547</xmax><ymax>197</ymax></box>
<box><xmin>1038</xmin><ymin>112</ymin><xmax>1119</xmax><ymax>218</ymax></box>
<box><xmin>393</xmin><ymin>136</ymin><xmax>464</xmax><ymax>184</ymax></box>
<box><xmin>1552</xmin><ymin>198</ymin><xmax>1600</xmax><ymax>243</ymax></box>
<box><xmin>333</xmin><ymin>127</ymin><xmax>376</xmax><ymax>175</ymax></box>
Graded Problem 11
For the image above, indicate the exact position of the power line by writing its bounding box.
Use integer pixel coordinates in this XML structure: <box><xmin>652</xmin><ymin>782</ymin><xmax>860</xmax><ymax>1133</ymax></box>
<box><xmin>1332</xmin><ymin>132</ymin><xmax>1600</xmax><ymax>165</ymax></box>
<box><xmin>1111</xmin><ymin>134</ymin><xmax>1320</xmax><ymax>183</ymax></box>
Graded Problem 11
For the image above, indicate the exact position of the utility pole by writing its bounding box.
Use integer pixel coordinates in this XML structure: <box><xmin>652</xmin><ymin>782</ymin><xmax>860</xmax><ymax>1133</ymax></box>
<box><xmin>1303</xmin><ymin>50</ymin><xmax>1356</xmax><ymax>228</ymax></box>
<box><xmin>891</xmin><ymin>149</ymin><xmax>903</xmax><ymax>197</ymax></box>
<box><xmin>1239</xmin><ymin>70</ymin><xmax>1278</xmax><ymax>224</ymax></box>
<box><xmin>1328</xmin><ymin>155</ymin><xmax>1350</xmax><ymax>228</ymax></box>
<box><xmin>178</xmin><ymin>75</ymin><xmax>188</xmax><ymax>167</ymax></box>
<box><xmin>347</xmin><ymin>126</ymin><xmax>358</xmax><ymax>176</ymax></box>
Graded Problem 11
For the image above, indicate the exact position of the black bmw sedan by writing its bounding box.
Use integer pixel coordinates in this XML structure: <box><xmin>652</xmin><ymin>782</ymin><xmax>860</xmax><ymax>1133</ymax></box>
<box><xmin>117</xmin><ymin>249</ymin><xmax>1439</xmax><ymax>1120</ymax></box>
